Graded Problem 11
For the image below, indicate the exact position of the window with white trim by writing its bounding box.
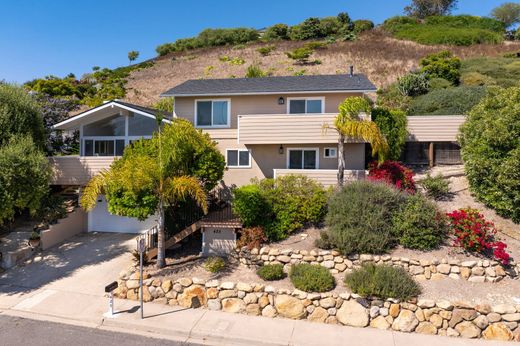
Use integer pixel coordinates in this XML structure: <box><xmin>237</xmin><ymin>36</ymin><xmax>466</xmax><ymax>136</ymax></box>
<box><xmin>287</xmin><ymin>149</ymin><xmax>318</xmax><ymax>169</ymax></box>
<box><xmin>226</xmin><ymin>149</ymin><xmax>250</xmax><ymax>168</ymax></box>
<box><xmin>324</xmin><ymin>147</ymin><xmax>337</xmax><ymax>158</ymax></box>
<box><xmin>288</xmin><ymin>98</ymin><xmax>324</xmax><ymax>114</ymax></box>
<box><xmin>196</xmin><ymin>100</ymin><xmax>230</xmax><ymax>127</ymax></box>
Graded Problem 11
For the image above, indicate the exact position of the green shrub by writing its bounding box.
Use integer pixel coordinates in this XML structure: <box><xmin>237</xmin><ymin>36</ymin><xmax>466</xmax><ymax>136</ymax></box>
<box><xmin>325</xmin><ymin>181</ymin><xmax>406</xmax><ymax>254</ymax></box>
<box><xmin>344</xmin><ymin>264</ymin><xmax>421</xmax><ymax>300</ymax></box>
<box><xmin>371</xmin><ymin>108</ymin><xmax>408</xmax><ymax>161</ymax></box>
<box><xmin>232</xmin><ymin>184</ymin><xmax>271</xmax><ymax>228</ymax></box>
<box><xmin>383</xmin><ymin>15</ymin><xmax>504</xmax><ymax>46</ymax></box>
<box><xmin>289</xmin><ymin>264</ymin><xmax>335</xmax><ymax>292</ymax></box>
<box><xmin>420</xmin><ymin>51</ymin><xmax>461</xmax><ymax>85</ymax></box>
<box><xmin>245</xmin><ymin>65</ymin><xmax>267</xmax><ymax>78</ymax></box>
<box><xmin>353</xmin><ymin>20</ymin><xmax>374</xmax><ymax>33</ymax></box>
<box><xmin>420</xmin><ymin>174</ymin><xmax>450</xmax><ymax>200</ymax></box>
<box><xmin>396</xmin><ymin>72</ymin><xmax>430</xmax><ymax>97</ymax></box>
<box><xmin>204</xmin><ymin>256</ymin><xmax>226</xmax><ymax>273</ymax></box>
<box><xmin>264</xmin><ymin>24</ymin><xmax>289</xmax><ymax>41</ymax></box>
<box><xmin>459</xmin><ymin>86</ymin><xmax>520</xmax><ymax>222</ymax></box>
<box><xmin>233</xmin><ymin>175</ymin><xmax>328</xmax><ymax>241</ymax></box>
<box><xmin>408</xmin><ymin>86</ymin><xmax>487</xmax><ymax>115</ymax></box>
<box><xmin>461</xmin><ymin>57</ymin><xmax>520</xmax><ymax>88</ymax></box>
<box><xmin>257</xmin><ymin>264</ymin><xmax>285</xmax><ymax>281</ymax></box>
<box><xmin>289</xmin><ymin>17</ymin><xmax>326</xmax><ymax>41</ymax></box>
<box><xmin>428</xmin><ymin>78</ymin><xmax>452</xmax><ymax>90</ymax></box>
<box><xmin>286</xmin><ymin>47</ymin><xmax>314</xmax><ymax>64</ymax></box>
<box><xmin>392</xmin><ymin>194</ymin><xmax>448</xmax><ymax>250</ymax></box>
<box><xmin>376</xmin><ymin>84</ymin><xmax>412</xmax><ymax>112</ymax></box>
<box><xmin>257</xmin><ymin>45</ymin><xmax>276</xmax><ymax>56</ymax></box>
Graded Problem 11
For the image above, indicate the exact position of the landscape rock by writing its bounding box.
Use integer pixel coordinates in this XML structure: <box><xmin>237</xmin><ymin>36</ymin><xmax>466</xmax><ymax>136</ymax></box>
<box><xmin>416</xmin><ymin>322</ymin><xmax>437</xmax><ymax>335</ymax></box>
<box><xmin>370</xmin><ymin>316</ymin><xmax>391</xmax><ymax>330</ymax></box>
<box><xmin>482</xmin><ymin>323</ymin><xmax>513</xmax><ymax>341</ymax></box>
<box><xmin>336</xmin><ymin>300</ymin><xmax>369</xmax><ymax>327</ymax></box>
<box><xmin>222</xmin><ymin>298</ymin><xmax>246</xmax><ymax>313</ymax></box>
<box><xmin>178</xmin><ymin>285</ymin><xmax>206</xmax><ymax>308</ymax></box>
<box><xmin>308</xmin><ymin>307</ymin><xmax>328</xmax><ymax>323</ymax></box>
<box><xmin>262</xmin><ymin>305</ymin><xmax>277</xmax><ymax>318</ymax></box>
<box><xmin>207</xmin><ymin>299</ymin><xmax>221</xmax><ymax>311</ymax></box>
<box><xmin>392</xmin><ymin>310</ymin><xmax>419</xmax><ymax>332</ymax></box>
<box><xmin>455</xmin><ymin>321</ymin><xmax>481</xmax><ymax>339</ymax></box>
<box><xmin>274</xmin><ymin>295</ymin><xmax>306</xmax><ymax>319</ymax></box>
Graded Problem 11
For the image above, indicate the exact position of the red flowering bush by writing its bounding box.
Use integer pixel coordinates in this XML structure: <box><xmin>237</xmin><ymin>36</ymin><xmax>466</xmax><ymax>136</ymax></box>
<box><xmin>446</xmin><ymin>208</ymin><xmax>511</xmax><ymax>265</ymax></box>
<box><xmin>368</xmin><ymin>161</ymin><xmax>416</xmax><ymax>193</ymax></box>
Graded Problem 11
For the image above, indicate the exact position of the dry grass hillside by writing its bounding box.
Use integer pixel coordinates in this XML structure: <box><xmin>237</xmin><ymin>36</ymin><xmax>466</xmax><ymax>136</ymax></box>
<box><xmin>124</xmin><ymin>31</ymin><xmax>520</xmax><ymax>106</ymax></box>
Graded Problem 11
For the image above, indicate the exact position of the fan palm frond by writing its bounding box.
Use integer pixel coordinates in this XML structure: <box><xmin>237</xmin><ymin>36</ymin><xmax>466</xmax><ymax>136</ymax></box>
<box><xmin>80</xmin><ymin>169</ymin><xmax>110</xmax><ymax>211</ymax></box>
<box><xmin>336</xmin><ymin>120</ymin><xmax>389</xmax><ymax>161</ymax></box>
<box><xmin>164</xmin><ymin>175</ymin><xmax>208</xmax><ymax>214</ymax></box>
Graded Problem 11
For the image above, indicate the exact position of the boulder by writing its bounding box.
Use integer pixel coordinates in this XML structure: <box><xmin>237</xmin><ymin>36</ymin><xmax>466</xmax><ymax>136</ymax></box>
<box><xmin>473</xmin><ymin>315</ymin><xmax>489</xmax><ymax>329</ymax></box>
<box><xmin>416</xmin><ymin>322</ymin><xmax>437</xmax><ymax>335</ymax></box>
<box><xmin>389</xmin><ymin>304</ymin><xmax>400</xmax><ymax>318</ymax></box>
<box><xmin>437</xmin><ymin>264</ymin><xmax>451</xmax><ymax>274</ymax></box>
<box><xmin>222</xmin><ymin>298</ymin><xmax>246</xmax><ymax>313</ymax></box>
<box><xmin>161</xmin><ymin>280</ymin><xmax>173</xmax><ymax>293</ymax></box>
<box><xmin>455</xmin><ymin>321</ymin><xmax>481</xmax><ymax>339</ymax></box>
<box><xmin>429</xmin><ymin>314</ymin><xmax>443</xmax><ymax>328</ymax></box>
<box><xmin>417</xmin><ymin>299</ymin><xmax>435</xmax><ymax>309</ymax></box>
<box><xmin>243</xmin><ymin>293</ymin><xmax>258</xmax><ymax>305</ymax></box>
<box><xmin>245</xmin><ymin>303</ymin><xmax>261</xmax><ymax>315</ymax></box>
<box><xmin>493</xmin><ymin>304</ymin><xmax>516</xmax><ymax>314</ymax></box>
<box><xmin>482</xmin><ymin>323</ymin><xmax>513</xmax><ymax>341</ymax></box>
<box><xmin>262</xmin><ymin>305</ymin><xmax>277</xmax><ymax>318</ymax></box>
<box><xmin>449</xmin><ymin>309</ymin><xmax>478</xmax><ymax>327</ymax></box>
<box><xmin>178</xmin><ymin>277</ymin><xmax>192</xmax><ymax>287</ymax></box>
<box><xmin>178</xmin><ymin>285</ymin><xmax>207</xmax><ymax>308</ymax></box>
<box><xmin>487</xmin><ymin>313</ymin><xmax>502</xmax><ymax>323</ymax></box>
<box><xmin>207</xmin><ymin>299</ymin><xmax>221</xmax><ymax>311</ymax></box>
<box><xmin>308</xmin><ymin>307</ymin><xmax>329</xmax><ymax>323</ymax></box>
<box><xmin>274</xmin><ymin>295</ymin><xmax>306</xmax><ymax>319</ymax></box>
<box><xmin>236</xmin><ymin>282</ymin><xmax>253</xmax><ymax>293</ymax></box>
<box><xmin>392</xmin><ymin>310</ymin><xmax>419</xmax><ymax>332</ymax></box>
<box><xmin>206</xmin><ymin>287</ymin><xmax>219</xmax><ymax>299</ymax></box>
<box><xmin>336</xmin><ymin>300</ymin><xmax>369</xmax><ymax>327</ymax></box>
<box><xmin>258</xmin><ymin>295</ymin><xmax>270</xmax><ymax>308</ymax></box>
<box><xmin>320</xmin><ymin>297</ymin><xmax>336</xmax><ymax>309</ymax></box>
<box><xmin>370</xmin><ymin>316</ymin><xmax>391</xmax><ymax>330</ymax></box>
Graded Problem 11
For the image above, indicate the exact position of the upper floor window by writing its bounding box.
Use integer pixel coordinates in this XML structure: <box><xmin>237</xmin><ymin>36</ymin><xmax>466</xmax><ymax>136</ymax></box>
<box><xmin>288</xmin><ymin>97</ymin><xmax>324</xmax><ymax>114</ymax></box>
<box><xmin>83</xmin><ymin>114</ymin><xmax>125</xmax><ymax>136</ymax></box>
<box><xmin>226</xmin><ymin>149</ymin><xmax>251</xmax><ymax>168</ymax></box>
<box><xmin>195</xmin><ymin>100</ymin><xmax>230</xmax><ymax>128</ymax></box>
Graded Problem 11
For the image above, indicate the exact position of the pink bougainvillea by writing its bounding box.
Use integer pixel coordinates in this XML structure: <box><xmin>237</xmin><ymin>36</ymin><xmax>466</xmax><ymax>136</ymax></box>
<box><xmin>368</xmin><ymin>161</ymin><xmax>416</xmax><ymax>193</ymax></box>
<box><xmin>446</xmin><ymin>208</ymin><xmax>511</xmax><ymax>265</ymax></box>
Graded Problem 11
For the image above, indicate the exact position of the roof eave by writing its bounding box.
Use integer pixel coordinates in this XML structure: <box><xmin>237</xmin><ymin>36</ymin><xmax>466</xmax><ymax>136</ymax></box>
<box><xmin>160</xmin><ymin>88</ymin><xmax>377</xmax><ymax>98</ymax></box>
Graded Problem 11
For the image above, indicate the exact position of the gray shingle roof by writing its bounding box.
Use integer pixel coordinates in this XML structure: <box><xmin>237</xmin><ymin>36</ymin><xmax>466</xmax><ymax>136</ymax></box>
<box><xmin>161</xmin><ymin>74</ymin><xmax>376</xmax><ymax>97</ymax></box>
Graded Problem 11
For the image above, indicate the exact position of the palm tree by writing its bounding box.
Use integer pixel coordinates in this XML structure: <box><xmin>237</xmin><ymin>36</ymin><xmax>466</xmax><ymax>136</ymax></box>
<box><xmin>80</xmin><ymin>118</ymin><xmax>209</xmax><ymax>269</ymax></box>
<box><xmin>325</xmin><ymin>97</ymin><xmax>388</xmax><ymax>186</ymax></box>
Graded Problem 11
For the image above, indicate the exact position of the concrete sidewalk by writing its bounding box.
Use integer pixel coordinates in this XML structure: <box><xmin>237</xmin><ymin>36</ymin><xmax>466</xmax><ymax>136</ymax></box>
<box><xmin>0</xmin><ymin>290</ymin><xmax>514</xmax><ymax>346</ymax></box>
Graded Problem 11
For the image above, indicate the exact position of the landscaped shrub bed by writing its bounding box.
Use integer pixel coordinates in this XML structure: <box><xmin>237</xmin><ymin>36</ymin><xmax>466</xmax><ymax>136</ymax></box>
<box><xmin>367</xmin><ymin>161</ymin><xmax>416</xmax><ymax>193</ymax></box>
<box><xmin>323</xmin><ymin>180</ymin><xmax>448</xmax><ymax>254</ymax></box>
<box><xmin>344</xmin><ymin>263</ymin><xmax>421</xmax><ymax>300</ymax></box>
<box><xmin>289</xmin><ymin>263</ymin><xmax>335</xmax><ymax>292</ymax></box>
<box><xmin>420</xmin><ymin>174</ymin><xmax>450</xmax><ymax>200</ymax></box>
<box><xmin>257</xmin><ymin>264</ymin><xmax>285</xmax><ymax>281</ymax></box>
<box><xmin>323</xmin><ymin>181</ymin><xmax>406</xmax><ymax>254</ymax></box>
<box><xmin>233</xmin><ymin>175</ymin><xmax>328</xmax><ymax>241</ymax></box>
<box><xmin>447</xmin><ymin>208</ymin><xmax>510</xmax><ymax>264</ymax></box>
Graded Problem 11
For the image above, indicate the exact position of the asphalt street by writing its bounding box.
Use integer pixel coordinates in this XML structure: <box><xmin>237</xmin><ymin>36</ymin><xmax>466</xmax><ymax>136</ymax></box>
<box><xmin>0</xmin><ymin>315</ymin><xmax>199</xmax><ymax>346</ymax></box>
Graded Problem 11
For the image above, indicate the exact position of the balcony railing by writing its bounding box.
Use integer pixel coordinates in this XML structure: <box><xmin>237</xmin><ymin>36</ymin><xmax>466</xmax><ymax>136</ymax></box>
<box><xmin>49</xmin><ymin>156</ymin><xmax>116</xmax><ymax>185</ymax></box>
<box><xmin>273</xmin><ymin>169</ymin><xmax>365</xmax><ymax>187</ymax></box>
<box><xmin>238</xmin><ymin>113</ymin><xmax>339</xmax><ymax>145</ymax></box>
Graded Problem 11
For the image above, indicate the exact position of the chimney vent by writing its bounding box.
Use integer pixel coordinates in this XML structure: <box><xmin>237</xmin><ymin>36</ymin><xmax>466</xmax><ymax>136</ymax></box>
<box><xmin>349</xmin><ymin>65</ymin><xmax>354</xmax><ymax>77</ymax></box>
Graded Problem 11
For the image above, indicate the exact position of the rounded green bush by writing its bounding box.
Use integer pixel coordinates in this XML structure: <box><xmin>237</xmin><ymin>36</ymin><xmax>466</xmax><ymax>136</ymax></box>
<box><xmin>256</xmin><ymin>264</ymin><xmax>285</xmax><ymax>281</ymax></box>
<box><xmin>204</xmin><ymin>256</ymin><xmax>226</xmax><ymax>273</ymax></box>
<box><xmin>420</xmin><ymin>174</ymin><xmax>450</xmax><ymax>200</ymax></box>
<box><xmin>232</xmin><ymin>184</ymin><xmax>271</xmax><ymax>228</ymax></box>
<box><xmin>289</xmin><ymin>263</ymin><xmax>335</xmax><ymax>292</ymax></box>
<box><xmin>325</xmin><ymin>181</ymin><xmax>406</xmax><ymax>255</ymax></box>
<box><xmin>392</xmin><ymin>194</ymin><xmax>448</xmax><ymax>250</ymax></box>
<box><xmin>345</xmin><ymin>263</ymin><xmax>421</xmax><ymax>300</ymax></box>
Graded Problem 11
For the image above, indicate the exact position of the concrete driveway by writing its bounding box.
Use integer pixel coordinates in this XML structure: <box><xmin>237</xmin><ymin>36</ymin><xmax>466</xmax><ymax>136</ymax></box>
<box><xmin>0</xmin><ymin>232</ymin><xmax>135</xmax><ymax>309</ymax></box>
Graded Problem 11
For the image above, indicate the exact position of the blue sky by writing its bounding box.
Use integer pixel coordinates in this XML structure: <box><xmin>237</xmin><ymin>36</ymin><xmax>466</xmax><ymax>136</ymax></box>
<box><xmin>0</xmin><ymin>0</ymin><xmax>508</xmax><ymax>83</ymax></box>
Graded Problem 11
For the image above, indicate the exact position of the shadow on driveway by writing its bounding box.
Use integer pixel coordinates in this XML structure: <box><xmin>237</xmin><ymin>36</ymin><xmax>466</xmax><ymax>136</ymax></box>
<box><xmin>0</xmin><ymin>232</ymin><xmax>134</xmax><ymax>295</ymax></box>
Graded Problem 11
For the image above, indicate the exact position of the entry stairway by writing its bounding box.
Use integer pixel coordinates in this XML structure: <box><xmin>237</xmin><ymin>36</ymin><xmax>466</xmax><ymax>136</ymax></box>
<box><xmin>140</xmin><ymin>205</ymin><xmax>242</xmax><ymax>259</ymax></box>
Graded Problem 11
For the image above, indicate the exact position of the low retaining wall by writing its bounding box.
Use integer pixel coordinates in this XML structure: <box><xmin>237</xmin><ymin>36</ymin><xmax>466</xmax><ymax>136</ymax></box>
<box><xmin>40</xmin><ymin>208</ymin><xmax>87</xmax><ymax>250</ymax></box>
<box><xmin>234</xmin><ymin>247</ymin><xmax>519</xmax><ymax>283</ymax></box>
<box><xmin>115</xmin><ymin>274</ymin><xmax>520</xmax><ymax>341</ymax></box>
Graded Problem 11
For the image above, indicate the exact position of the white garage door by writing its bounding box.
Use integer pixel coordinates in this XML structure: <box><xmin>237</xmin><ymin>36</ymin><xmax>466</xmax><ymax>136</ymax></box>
<box><xmin>88</xmin><ymin>195</ymin><xmax>157</xmax><ymax>234</ymax></box>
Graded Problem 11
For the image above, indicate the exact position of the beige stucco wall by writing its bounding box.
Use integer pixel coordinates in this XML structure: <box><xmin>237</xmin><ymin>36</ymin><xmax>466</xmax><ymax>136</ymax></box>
<box><xmin>40</xmin><ymin>208</ymin><xmax>88</xmax><ymax>250</ymax></box>
<box><xmin>217</xmin><ymin>138</ymin><xmax>365</xmax><ymax>187</ymax></box>
<box><xmin>174</xmin><ymin>93</ymin><xmax>362</xmax><ymax>129</ymax></box>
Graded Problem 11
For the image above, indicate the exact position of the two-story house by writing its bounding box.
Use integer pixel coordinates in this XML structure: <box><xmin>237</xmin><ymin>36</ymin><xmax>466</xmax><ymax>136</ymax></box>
<box><xmin>50</xmin><ymin>73</ymin><xmax>465</xmax><ymax>236</ymax></box>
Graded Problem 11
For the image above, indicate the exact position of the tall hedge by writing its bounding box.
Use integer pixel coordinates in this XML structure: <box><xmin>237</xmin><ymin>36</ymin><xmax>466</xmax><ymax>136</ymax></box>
<box><xmin>0</xmin><ymin>83</ymin><xmax>45</xmax><ymax>148</ymax></box>
<box><xmin>459</xmin><ymin>86</ymin><xmax>520</xmax><ymax>222</ymax></box>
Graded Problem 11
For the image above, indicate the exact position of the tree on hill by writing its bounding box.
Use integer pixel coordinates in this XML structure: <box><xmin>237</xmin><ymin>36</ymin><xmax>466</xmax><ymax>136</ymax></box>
<box><xmin>404</xmin><ymin>0</ymin><xmax>458</xmax><ymax>18</ymax></box>
<box><xmin>491</xmin><ymin>2</ymin><xmax>520</xmax><ymax>29</ymax></box>
<box><xmin>128</xmin><ymin>50</ymin><xmax>139</xmax><ymax>65</ymax></box>
<box><xmin>81</xmin><ymin>118</ymin><xmax>225</xmax><ymax>268</ymax></box>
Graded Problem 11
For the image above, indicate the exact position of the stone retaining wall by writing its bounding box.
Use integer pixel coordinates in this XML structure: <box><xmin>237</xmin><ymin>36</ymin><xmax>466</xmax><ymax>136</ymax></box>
<box><xmin>234</xmin><ymin>247</ymin><xmax>519</xmax><ymax>283</ymax></box>
<box><xmin>115</xmin><ymin>273</ymin><xmax>520</xmax><ymax>342</ymax></box>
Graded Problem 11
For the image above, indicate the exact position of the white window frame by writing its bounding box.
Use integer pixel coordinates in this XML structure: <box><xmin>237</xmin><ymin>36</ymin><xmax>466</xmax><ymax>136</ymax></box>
<box><xmin>287</xmin><ymin>97</ymin><xmax>325</xmax><ymax>114</ymax></box>
<box><xmin>324</xmin><ymin>147</ymin><xmax>337</xmax><ymax>158</ymax></box>
<box><xmin>286</xmin><ymin>148</ymin><xmax>320</xmax><ymax>169</ymax></box>
<box><xmin>194</xmin><ymin>99</ymin><xmax>231</xmax><ymax>128</ymax></box>
<box><xmin>225</xmin><ymin>148</ymin><xmax>252</xmax><ymax>168</ymax></box>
